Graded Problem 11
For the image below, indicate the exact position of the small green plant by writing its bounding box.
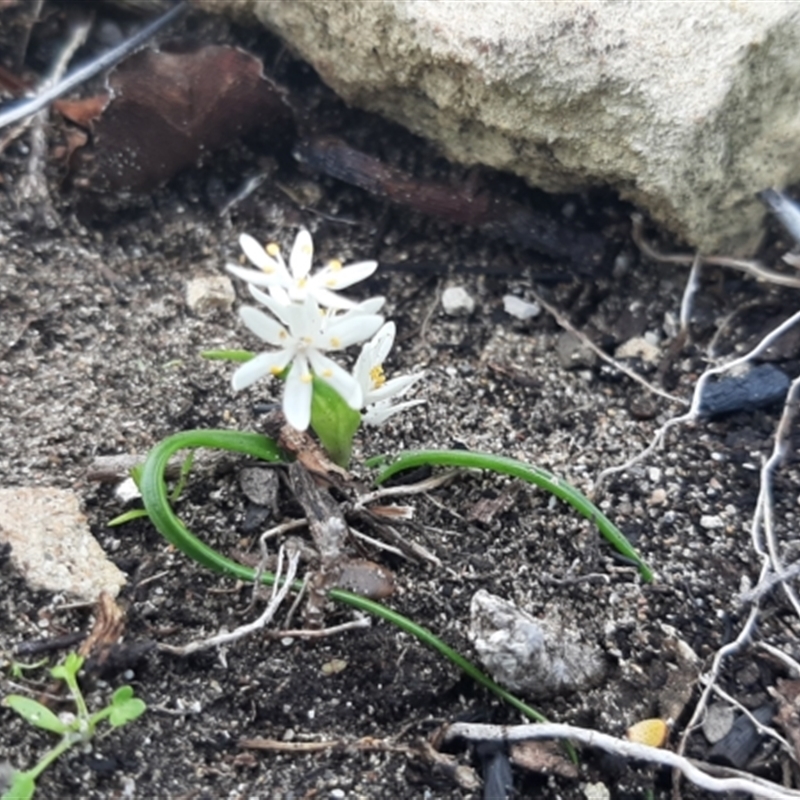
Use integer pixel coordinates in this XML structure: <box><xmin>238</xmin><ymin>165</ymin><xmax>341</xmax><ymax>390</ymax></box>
<box><xmin>2</xmin><ymin>653</ymin><xmax>146</xmax><ymax>800</ymax></box>
<box><xmin>123</xmin><ymin>228</ymin><xmax>651</xmax><ymax>758</ymax></box>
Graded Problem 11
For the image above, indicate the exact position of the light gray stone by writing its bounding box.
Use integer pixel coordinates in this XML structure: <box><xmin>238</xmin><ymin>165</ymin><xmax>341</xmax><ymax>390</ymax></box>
<box><xmin>199</xmin><ymin>0</ymin><xmax>800</xmax><ymax>255</ymax></box>
<box><xmin>0</xmin><ymin>487</ymin><xmax>127</xmax><ymax>601</ymax></box>
<box><xmin>186</xmin><ymin>275</ymin><xmax>236</xmax><ymax>315</ymax></box>
<box><xmin>503</xmin><ymin>294</ymin><xmax>541</xmax><ymax>321</ymax></box>
<box><xmin>441</xmin><ymin>285</ymin><xmax>475</xmax><ymax>316</ymax></box>
<box><xmin>469</xmin><ymin>589</ymin><xmax>607</xmax><ymax>697</ymax></box>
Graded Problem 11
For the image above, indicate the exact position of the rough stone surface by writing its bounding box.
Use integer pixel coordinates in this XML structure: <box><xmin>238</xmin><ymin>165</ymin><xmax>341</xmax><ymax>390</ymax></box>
<box><xmin>468</xmin><ymin>589</ymin><xmax>608</xmax><ymax>697</ymax></box>
<box><xmin>0</xmin><ymin>488</ymin><xmax>127</xmax><ymax>601</ymax></box>
<box><xmin>201</xmin><ymin>0</ymin><xmax>800</xmax><ymax>255</ymax></box>
<box><xmin>186</xmin><ymin>275</ymin><xmax>236</xmax><ymax>315</ymax></box>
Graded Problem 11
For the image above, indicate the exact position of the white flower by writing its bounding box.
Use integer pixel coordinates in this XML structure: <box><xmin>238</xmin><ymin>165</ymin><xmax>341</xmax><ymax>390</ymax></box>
<box><xmin>226</xmin><ymin>229</ymin><xmax>377</xmax><ymax>310</ymax></box>
<box><xmin>353</xmin><ymin>322</ymin><xmax>425</xmax><ymax>426</ymax></box>
<box><xmin>232</xmin><ymin>294</ymin><xmax>384</xmax><ymax>431</ymax></box>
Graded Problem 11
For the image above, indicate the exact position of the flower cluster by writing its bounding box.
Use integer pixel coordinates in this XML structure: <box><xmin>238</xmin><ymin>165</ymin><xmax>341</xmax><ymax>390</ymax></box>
<box><xmin>226</xmin><ymin>229</ymin><xmax>424</xmax><ymax>432</ymax></box>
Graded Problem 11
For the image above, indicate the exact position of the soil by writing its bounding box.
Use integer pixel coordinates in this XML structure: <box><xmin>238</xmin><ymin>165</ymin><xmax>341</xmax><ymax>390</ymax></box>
<box><xmin>2</xmin><ymin>5</ymin><xmax>800</xmax><ymax>800</ymax></box>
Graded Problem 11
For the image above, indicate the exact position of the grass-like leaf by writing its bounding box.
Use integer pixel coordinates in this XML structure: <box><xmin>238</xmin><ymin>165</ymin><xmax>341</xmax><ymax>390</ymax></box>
<box><xmin>138</xmin><ymin>429</ymin><xmax>561</xmax><ymax>739</ymax></box>
<box><xmin>370</xmin><ymin>449</ymin><xmax>653</xmax><ymax>582</ymax></box>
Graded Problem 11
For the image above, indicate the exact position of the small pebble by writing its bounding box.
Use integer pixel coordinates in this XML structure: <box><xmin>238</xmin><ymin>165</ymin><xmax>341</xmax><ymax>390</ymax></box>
<box><xmin>614</xmin><ymin>336</ymin><xmax>661</xmax><ymax>364</ymax></box>
<box><xmin>698</xmin><ymin>363</ymin><xmax>789</xmax><ymax>416</ymax></box>
<box><xmin>556</xmin><ymin>331</ymin><xmax>597</xmax><ymax>369</ymax></box>
<box><xmin>583</xmin><ymin>782</ymin><xmax>611</xmax><ymax>800</ymax></box>
<box><xmin>503</xmin><ymin>294</ymin><xmax>541</xmax><ymax>320</ymax></box>
<box><xmin>442</xmin><ymin>286</ymin><xmax>475</xmax><ymax>316</ymax></box>
<box><xmin>700</xmin><ymin>514</ymin><xmax>724</xmax><ymax>530</ymax></box>
<box><xmin>186</xmin><ymin>275</ymin><xmax>236</xmax><ymax>314</ymax></box>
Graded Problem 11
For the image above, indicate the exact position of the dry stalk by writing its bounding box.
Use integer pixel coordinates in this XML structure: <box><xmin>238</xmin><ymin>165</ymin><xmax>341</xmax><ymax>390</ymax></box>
<box><xmin>441</xmin><ymin>721</ymin><xmax>800</xmax><ymax>798</ymax></box>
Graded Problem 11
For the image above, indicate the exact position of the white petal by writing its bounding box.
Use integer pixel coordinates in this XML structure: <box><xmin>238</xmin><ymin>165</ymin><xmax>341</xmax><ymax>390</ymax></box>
<box><xmin>365</xmin><ymin>372</ymin><xmax>424</xmax><ymax>404</ymax></box>
<box><xmin>231</xmin><ymin>351</ymin><xmax>291</xmax><ymax>391</ymax></box>
<box><xmin>239</xmin><ymin>306</ymin><xmax>291</xmax><ymax>346</ymax></box>
<box><xmin>353</xmin><ymin>345</ymin><xmax>373</xmax><ymax>394</ymax></box>
<box><xmin>289</xmin><ymin>229</ymin><xmax>314</xmax><ymax>281</ymax></box>
<box><xmin>363</xmin><ymin>399</ymin><xmax>425</xmax><ymax>427</ymax></box>
<box><xmin>287</xmin><ymin>295</ymin><xmax>325</xmax><ymax>339</ymax></box>
<box><xmin>343</xmin><ymin>296</ymin><xmax>386</xmax><ymax>317</ymax></box>
<box><xmin>244</xmin><ymin>290</ymin><xmax>295</xmax><ymax>327</ymax></box>
<box><xmin>318</xmin><ymin>313</ymin><xmax>383</xmax><ymax>350</ymax></box>
<box><xmin>311</xmin><ymin>260</ymin><xmax>378</xmax><ymax>292</ymax></box>
<box><xmin>226</xmin><ymin>262</ymin><xmax>282</xmax><ymax>288</ymax></box>
<box><xmin>309</xmin><ymin>286</ymin><xmax>358</xmax><ymax>310</ymax></box>
<box><xmin>308</xmin><ymin>351</ymin><xmax>363</xmax><ymax>409</ymax></box>
<box><xmin>247</xmin><ymin>284</ymin><xmax>273</xmax><ymax>307</ymax></box>
<box><xmin>371</xmin><ymin>322</ymin><xmax>397</xmax><ymax>365</ymax></box>
<box><xmin>283</xmin><ymin>353</ymin><xmax>313</xmax><ymax>430</ymax></box>
<box><xmin>239</xmin><ymin>234</ymin><xmax>289</xmax><ymax>282</ymax></box>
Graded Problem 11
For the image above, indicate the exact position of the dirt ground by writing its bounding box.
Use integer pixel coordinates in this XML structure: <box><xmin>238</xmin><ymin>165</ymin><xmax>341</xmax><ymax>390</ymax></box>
<box><xmin>3</xmin><ymin>4</ymin><xmax>800</xmax><ymax>799</ymax></box>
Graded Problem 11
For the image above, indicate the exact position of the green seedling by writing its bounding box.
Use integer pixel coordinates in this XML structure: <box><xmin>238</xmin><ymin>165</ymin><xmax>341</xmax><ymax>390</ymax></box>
<box><xmin>4</xmin><ymin>658</ymin><xmax>48</xmax><ymax>681</ymax></box>
<box><xmin>2</xmin><ymin>653</ymin><xmax>146</xmax><ymax>800</ymax></box>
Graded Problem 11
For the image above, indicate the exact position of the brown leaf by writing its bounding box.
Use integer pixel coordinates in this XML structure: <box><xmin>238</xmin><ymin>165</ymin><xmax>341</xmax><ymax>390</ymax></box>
<box><xmin>54</xmin><ymin>94</ymin><xmax>110</xmax><ymax>129</ymax></box>
<box><xmin>72</xmin><ymin>45</ymin><xmax>293</xmax><ymax>192</ymax></box>
<box><xmin>510</xmin><ymin>740</ymin><xmax>579</xmax><ymax>779</ymax></box>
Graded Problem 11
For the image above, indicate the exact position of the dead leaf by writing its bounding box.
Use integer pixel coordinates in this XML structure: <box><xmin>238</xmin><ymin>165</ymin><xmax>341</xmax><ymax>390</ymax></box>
<box><xmin>71</xmin><ymin>45</ymin><xmax>293</xmax><ymax>192</ymax></box>
<box><xmin>510</xmin><ymin>740</ymin><xmax>580</xmax><ymax>779</ymax></box>
<box><xmin>54</xmin><ymin>94</ymin><xmax>110</xmax><ymax>129</ymax></box>
<box><xmin>79</xmin><ymin>591</ymin><xmax>125</xmax><ymax>662</ymax></box>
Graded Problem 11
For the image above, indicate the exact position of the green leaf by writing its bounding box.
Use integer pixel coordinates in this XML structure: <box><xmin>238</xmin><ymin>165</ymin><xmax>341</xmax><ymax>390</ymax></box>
<box><xmin>201</xmin><ymin>349</ymin><xmax>256</xmax><ymax>363</ymax></box>
<box><xmin>108</xmin><ymin>509</ymin><xmax>149</xmax><ymax>526</ymax></box>
<box><xmin>136</xmin><ymin>429</ymin><xmax>558</xmax><ymax>746</ymax></box>
<box><xmin>372</xmin><ymin>449</ymin><xmax>653</xmax><ymax>583</ymax></box>
<box><xmin>170</xmin><ymin>452</ymin><xmax>194</xmax><ymax>503</ymax></box>
<box><xmin>130</xmin><ymin>463</ymin><xmax>144</xmax><ymax>489</ymax></box>
<box><xmin>2</xmin><ymin>771</ymin><xmax>36</xmax><ymax>800</ymax></box>
<box><xmin>3</xmin><ymin>696</ymin><xmax>68</xmax><ymax>734</ymax></box>
<box><xmin>111</xmin><ymin>685</ymin><xmax>134</xmax><ymax>704</ymax></box>
<box><xmin>108</xmin><ymin>696</ymin><xmax>146</xmax><ymax>728</ymax></box>
<box><xmin>309</xmin><ymin>377</ymin><xmax>361</xmax><ymax>468</ymax></box>
<box><xmin>50</xmin><ymin>653</ymin><xmax>83</xmax><ymax>682</ymax></box>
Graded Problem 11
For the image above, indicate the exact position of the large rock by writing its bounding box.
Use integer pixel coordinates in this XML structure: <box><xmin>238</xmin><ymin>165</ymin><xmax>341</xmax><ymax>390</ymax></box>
<box><xmin>197</xmin><ymin>0</ymin><xmax>800</xmax><ymax>255</ymax></box>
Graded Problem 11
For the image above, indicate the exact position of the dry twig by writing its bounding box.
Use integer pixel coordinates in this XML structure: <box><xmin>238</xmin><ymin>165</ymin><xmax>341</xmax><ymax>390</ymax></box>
<box><xmin>441</xmin><ymin>721</ymin><xmax>800</xmax><ymax>798</ymax></box>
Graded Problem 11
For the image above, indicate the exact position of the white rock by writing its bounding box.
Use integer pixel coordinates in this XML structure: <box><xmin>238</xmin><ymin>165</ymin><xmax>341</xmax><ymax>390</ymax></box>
<box><xmin>702</xmin><ymin>702</ymin><xmax>735</xmax><ymax>744</ymax></box>
<box><xmin>700</xmin><ymin>514</ymin><xmax>725</xmax><ymax>530</ymax></box>
<box><xmin>186</xmin><ymin>275</ymin><xmax>236</xmax><ymax>314</ymax></box>
<box><xmin>468</xmin><ymin>590</ymin><xmax>607</xmax><ymax>697</ymax></box>
<box><xmin>0</xmin><ymin>488</ymin><xmax>127</xmax><ymax>601</ymax></box>
<box><xmin>614</xmin><ymin>336</ymin><xmax>661</xmax><ymax>364</ymax></box>
<box><xmin>503</xmin><ymin>294</ymin><xmax>541</xmax><ymax>321</ymax></box>
<box><xmin>441</xmin><ymin>285</ymin><xmax>475</xmax><ymax>317</ymax></box>
<box><xmin>583</xmin><ymin>782</ymin><xmax>612</xmax><ymax>800</ymax></box>
<box><xmin>114</xmin><ymin>476</ymin><xmax>141</xmax><ymax>504</ymax></box>
<box><xmin>199</xmin><ymin>0</ymin><xmax>800</xmax><ymax>255</ymax></box>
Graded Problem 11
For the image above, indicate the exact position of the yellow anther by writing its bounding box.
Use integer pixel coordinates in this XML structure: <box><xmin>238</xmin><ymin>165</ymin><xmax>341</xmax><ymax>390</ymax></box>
<box><xmin>322</xmin><ymin>368</ymin><xmax>333</xmax><ymax>378</ymax></box>
<box><xmin>297</xmin><ymin>277</ymin><xmax>308</xmax><ymax>289</ymax></box>
<box><xmin>301</xmin><ymin>371</ymin><xmax>313</xmax><ymax>383</ymax></box>
<box><xmin>330</xmin><ymin>336</ymin><xmax>341</xmax><ymax>348</ymax></box>
<box><xmin>328</xmin><ymin>259</ymin><xmax>343</xmax><ymax>271</ymax></box>
<box><xmin>269</xmin><ymin>366</ymin><xmax>282</xmax><ymax>376</ymax></box>
<box><xmin>266</xmin><ymin>242</ymin><xmax>280</xmax><ymax>257</ymax></box>
<box><xmin>370</xmin><ymin>364</ymin><xmax>386</xmax><ymax>389</ymax></box>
